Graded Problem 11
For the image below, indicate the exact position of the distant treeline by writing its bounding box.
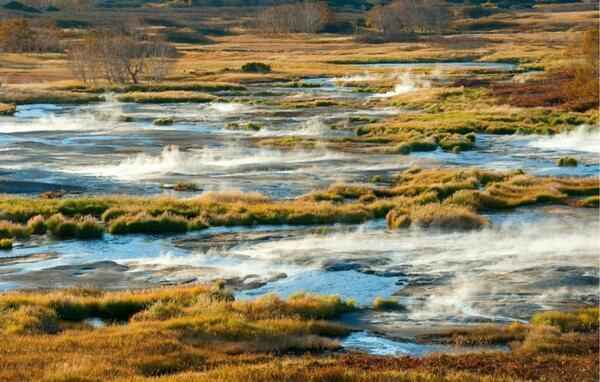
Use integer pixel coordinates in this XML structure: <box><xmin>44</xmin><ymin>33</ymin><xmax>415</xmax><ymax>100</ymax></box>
<box><xmin>447</xmin><ymin>0</ymin><xmax>581</xmax><ymax>8</ymax></box>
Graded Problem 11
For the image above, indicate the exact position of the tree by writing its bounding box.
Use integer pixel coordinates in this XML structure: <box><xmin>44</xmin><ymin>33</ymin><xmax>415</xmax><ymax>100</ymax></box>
<box><xmin>68</xmin><ymin>29</ymin><xmax>177</xmax><ymax>85</ymax></box>
<box><xmin>256</xmin><ymin>1</ymin><xmax>332</xmax><ymax>34</ymax></box>
<box><xmin>0</xmin><ymin>19</ymin><xmax>35</xmax><ymax>52</ymax></box>
<box><xmin>367</xmin><ymin>0</ymin><xmax>450</xmax><ymax>41</ymax></box>
<box><xmin>0</xmin><ymin>18</ymin><xmax>62</xmax><ymax>53</ymax></box>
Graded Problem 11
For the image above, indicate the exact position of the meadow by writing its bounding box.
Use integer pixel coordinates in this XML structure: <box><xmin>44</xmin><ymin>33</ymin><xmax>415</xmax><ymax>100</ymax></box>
<box><xmin>0</xmin><ymin>1</ymin><xmax>598</xmax><ymax>381</ymax></box>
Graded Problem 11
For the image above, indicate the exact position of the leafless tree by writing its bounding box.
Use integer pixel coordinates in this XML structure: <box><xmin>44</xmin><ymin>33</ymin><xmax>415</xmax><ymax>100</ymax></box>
<box><xmin>256</xmin><ymin>1</ymin><xmax>332</xmax><ymax>34</ymax></box>
<box><xmin>367</xmin><ymin>0</ymin><xmax>450</xmax><ymax>41</ymax></box>
<box><xmin>68</xmin><ymin>29</ymin><xmax>177</xmax><ymax>85</ymax></box>
<box><xmin>0</xmin><ymin>18</ymin><xmax>62</xmax><ymax>53</ymax></box>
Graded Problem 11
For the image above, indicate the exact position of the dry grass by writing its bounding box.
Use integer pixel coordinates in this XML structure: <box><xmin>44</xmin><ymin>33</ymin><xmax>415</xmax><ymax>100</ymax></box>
<box><xmin>531</xmin><ymin>307</ymin><xmax>599</xmax><ymax>333</ymax></box>
<box><xmin>0</xmin><ymin>285</ymin><xmax>596</xmax><ymax>382</ymax></box>
<box><xmin>401</xmin><ymin>203</ymin><xmax>489</xmax><ymax>231</ymax></box>
<box><xmin>0</xmin><ymin>168</ymin><xmax>595</xmax><ymax>239</ymax></box>
<box><xmin>0</xmin><ymin>238</ymin><xmax>12</xmax><ymax>250</ymax></box>
<box><xmin>0</xmin><ymin>89</ymin><xmax>103</xmax><ymax>105</ymax></box>
<box><xmin>55</xmin><ymin>82</ymin><xmax>246</xmax><ymax>93</ymax></box>
<box><xmin>0</xmin><ymin>102</ymin><xmax>16</xmax><ymax>115</ymax></box>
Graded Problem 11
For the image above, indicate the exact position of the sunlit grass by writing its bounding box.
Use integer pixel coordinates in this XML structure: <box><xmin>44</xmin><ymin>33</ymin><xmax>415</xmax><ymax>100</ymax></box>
<box><xmin>0</xmin><ymin>285</ymin><xmax>596</xmax><ymax>382</ymax></box>
<box><xmin>0</xmin><ymin>168</ymin><xmax>595</xmax><ymax>240</ymax></box>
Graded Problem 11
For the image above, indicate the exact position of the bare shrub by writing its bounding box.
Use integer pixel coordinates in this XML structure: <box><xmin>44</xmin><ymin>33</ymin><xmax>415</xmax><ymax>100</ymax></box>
<box><xmin>0</xmin><ymin>18</ymin><xmax>62</xmax><ymax>53</ymax></box>
<box><xmin>367</xmin><ymin>0</ymin><xmax>450</xmax><ymax>41</ymax></box>
<box><xmin>256</xmin><ymin>1</ymin><xmax>332</xmax><ymax>34</ymax></box>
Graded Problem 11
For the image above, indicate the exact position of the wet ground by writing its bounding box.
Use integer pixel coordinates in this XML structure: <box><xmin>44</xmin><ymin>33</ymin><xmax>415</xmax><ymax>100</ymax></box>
<box><xmin>0</xmin><ymin>61</ymin><xmax>598</xmax><ymax>356</ymax></box>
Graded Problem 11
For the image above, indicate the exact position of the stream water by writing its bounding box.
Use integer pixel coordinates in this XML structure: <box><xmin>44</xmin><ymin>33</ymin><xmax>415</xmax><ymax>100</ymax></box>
<box><xmin>0</xmin><ymin>62</ymin><xmax>598</xmax><ymax>356</ymax></box>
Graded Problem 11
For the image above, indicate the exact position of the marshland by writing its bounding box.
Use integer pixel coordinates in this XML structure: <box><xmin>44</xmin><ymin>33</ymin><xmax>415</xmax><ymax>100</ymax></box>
<box><xmin>0</xmin><ymin>0</ymin><xmax>598</xmax><ymax>381</ymax></box>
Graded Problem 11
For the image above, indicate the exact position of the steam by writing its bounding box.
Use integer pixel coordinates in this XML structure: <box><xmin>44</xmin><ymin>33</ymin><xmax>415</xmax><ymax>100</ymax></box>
<box><xmin>206</xmin><ymin>102</ymin><xmax>253</xmax><ymax>115</ymax></box>
<box><xmin>0</xmin><ymin>113</ymin><xmax>119</xmax><ymax>134</ymax></box>
<box><xmin>68</xmin><ymin>145</ymin><xmax>346</xmax><ymax>180</ymax></box>
<box><xmin>256</xmin><ymin>117</ymin><xmax>331</xmax><ymax>137</ymax></box>
<box><xmin>334</xmin><ymin>73</ymin><xmax>380</xmax><ymax>83</ymax></box>
<box><xmin>230</xmin><ymin>210</ymin><xmax>599</xmax><ymax>320</ymax></box>
<box><xmin>371</xmin><ymin>72</ymin><xmax>431</xmax><ymax>98</ymax></box>
<box><xmin>528</xmin><ymin>125</ymin><xmax>600</xmax><ymax>154</ymax></box>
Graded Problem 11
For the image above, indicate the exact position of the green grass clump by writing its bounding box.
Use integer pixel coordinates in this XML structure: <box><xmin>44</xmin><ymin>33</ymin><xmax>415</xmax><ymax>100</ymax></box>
<box><xmin>131</xmin><ymin>301</ymin><xmax>184</xmax><ymax>322</ymax></box>
<box><xmin>0</xmin><ymin>90</ymin><xmax>103</xmax><ymax>105</ymax></box>
<box><xmin>531</xmin><ymin>307</ymin><xmax>599</xmax><ymax>333</ymax></box>
<box><xmin>76</xmin><ymin>216</ymin><xmax>104</xmax><ymax>239</ymax></box>
<box><xmin>46</xmin><ymin>214</ymin><xmax>78</xmax><ymax>239</ymax></box>
<box><xmin>385</xmin><ymin>136</ymin><xmax>438</xmax><ymax>154</ymax></box>
<box><xmin>172</xmin><ymin>181</ymin><xmax>201</xmax><ymax>192</ymax></box>
<box><xmin>153</xmin><ymin>117</ymin><xmax>174</xmax><ymax>126</ymax></box>
<box><xmin>387</xmin><ymin>203</ymin><xmax>488</xmax><ymax>231</ymax></box>
<box><xmin>372</xmin><ymin>297</ymin><xmax>406</xmax><ymax>311</ymax></box>
<box><xmin>438</xmin><ymin>133</ymin><xmax>475</xmax><ymax>152</ymax></box>
<box><xmin>241</xmin><ymin>62</ymin><xmax>271</xmax><ymax>73</ymax></box>
<box><xmin>108</xmin><ymin>213</ymin><xmax>189</xmax><ymax>235</ymax></box>
<box><xmin>26</xmin><ymin>215</ymin><xmax>46</xmax><ymax>235</ymax></box>
<box><xmin>386</xmin><ymin>210</ymin><xmax>411</xmax><ymax>229</ymax></box>
<box><xmin>232</xmin><ymin>293</ymin><xmax>357</xmax><ymax>321</ymax></box>
<box><xmin>225</xmin><ymin>122</ymin><xmax>262</xmax><ymax>131</ymax></box>
<box><xmin>0</xmin><ymin>221</ymin><xmax>30</xmax><ymax>240</ymax></box>
<box><xmin>517</xmin><ymin>325</ymin><xmax>598</xmax><ymax>356</ymax></box>
<box><xmin>0</xmin><ymin>305</ymin><xmax>59</xmax><ymax>335</ymax></box>
<box><xmin>418</xmin><ymin>323</ymin><xmax>529</xmax><ymax>346</ymax></box>
<box><xmin>0</xmin><ymin>169</ymin><xmax>595</xmax><ymax>242</ymax></box>
<box><xmin>578</xmin><ymin>195</ymin><xmax>599</xmax><ymax>208</ymax></box>
<box><xmin>557</xmin><ymin>156</ymin><xmax>578</xmax><ymax>167</ymax></box>
<box><xmin>0</xmin><ymin>103</ymin><xmax>16</xmax><ymax>116</ymax></box>
<box><xmin>46</xmin><ymin>214</ymin><xmax>103</xmax><ymax>240</ymax></box>
<box><xmin>0</xmin><ymin>238</ymin><xmax>13</xmax><ymax>250</ymax></box>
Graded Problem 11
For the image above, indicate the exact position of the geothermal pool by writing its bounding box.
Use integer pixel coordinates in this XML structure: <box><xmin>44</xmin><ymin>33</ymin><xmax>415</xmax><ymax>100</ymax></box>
<box><xmin>0</xmin><ymin>64</ymin><xmax>598</xmax><ymax>355</ymax></box>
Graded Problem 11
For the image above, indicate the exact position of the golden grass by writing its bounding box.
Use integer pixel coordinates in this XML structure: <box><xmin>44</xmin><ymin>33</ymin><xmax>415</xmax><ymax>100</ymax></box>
<box><xmin>0</xmin><ymin>168</ymin><xmax>595</xmax><ymax>239</ymax></box>
<box><xmin>0</xmin><ymin>102</ymin><xmax>16</xmax><ymax>115</ymax></box>
<box><xmin>0</xmin><ymin>89</ymin><xmax>103</xmax><ymax>105</ymax></box>
<box><xmin>531</xmin><ymin>307</ymin><xmax>599</xmax><ymax>333</ymax></box>
<box><xmin>0</xmin><ymin>285</ymin><xmax>597</xmax><ymax>382</ymax></box>
<box><xmin>55</xmin><ymin>81</ymin><xmax>246</xmax><ymax>93</ymax></box>
<box><xmin>372</xmin><ymin>297</ymin><xmax>405</xmax><ymax>312</ymax></box>
<box><xmin>0</xmin><ymin>238</ymin><xmax>12</xmax><ymax>250</ymax></box>
<box><xmin>388</xmin><ymin>203</ymin><xmax>489</xmax><ymax>231</ymax></box>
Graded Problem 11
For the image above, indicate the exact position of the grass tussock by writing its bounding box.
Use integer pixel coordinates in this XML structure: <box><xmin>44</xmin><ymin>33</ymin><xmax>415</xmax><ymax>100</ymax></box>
<box><xmin>531</xmin><ymin>307</ymin><xmax>599</xmax><ymax>333</ymax></box>
<box><xmin>27</xmin><ymin>214</ymin><xmax>47</xmax><ymax>234</ymax></box>
<box><xmin>0</xmin><ymin>238</ymin><xmax>12</xmax><ymax>250</ymax></box>
<box><xmin>108</xmin><ymin>212</ymin><xmax>189</xmax><ymax>235</ymax></box>
<box><xmin>0</xmin><ymin>286</ymin><xmax>596</xmax><ymax>382</ymax></box>
<box><xmin>0</xmin><ymin>220</ymin><xmax>30</xmax><ymax>240</ymax></box>
<box><xmin>154</xmin><ymin>117</ymin><xmax>175</xmax><ymax>126</ymax></box>
<box><xmin>0</xmin><ymin>89</ymin><xmax>103</xmax><ymax>105</ymax></box>
<box><xmin>577</xmin><ymin>195</ymin><xmax>599</xmax><ymax>208</ymax></box>
<box><xmin>419</xmin><ymin>323</ymin><xmax>529</xmax><ymax>346</ymax></box>
<box><xmin>557</xmin><ymin>156</ymin><xmax>578</xmax><ymax>167</ymax></box>
<box><xmin>241</xmin><ymin>62</ymin><xmax>272</xmax><ymax>73</ymax></box>
<box><xmin>0</xmin><ymin>169</ymin><xmax>595</xmax><ymax>241</ymax></box>
<box><xmin>46</xmin><ymin>214</ymin><xmax>103</xmax><ymax>240</ymax></box>
<box><xmin>0</xmin><ymin>102</ymin><xmax>16</xmax><ymax>115</ymax></box>
<box><xmin>404</xmin><ymin>203</ymin><xmax>488</xmax><ymax>231</ymax></box>
<box><xmin>172</xmin><ymin>181</ymin><xmax>201</xmax><ymax>192</ymax></box>
<box><xmin>56</xmin><ymin>82</ymin><xmax>246</xmax><ymax>94</ymax></box>
<box><xmin>372</xmin><ymin>297</ymin><xmax>406</xmax><ymax>312</ymax></box>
